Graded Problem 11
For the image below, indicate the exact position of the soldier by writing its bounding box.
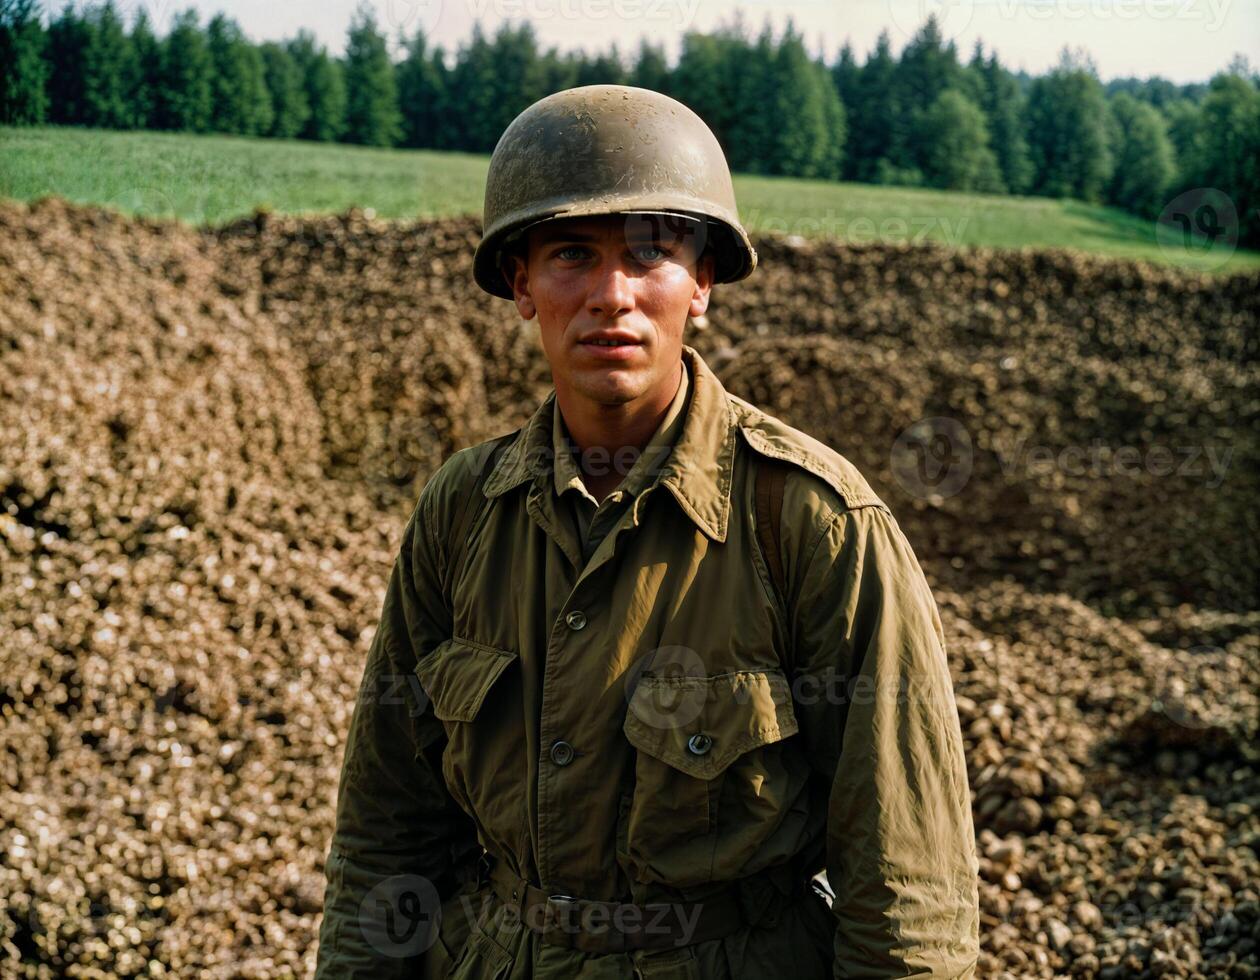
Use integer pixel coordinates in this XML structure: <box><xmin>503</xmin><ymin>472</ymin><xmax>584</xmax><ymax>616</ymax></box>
<box><xmin>315</xmin><ymin>85</ymin><xmax>979</xmax><ymax>979</ymax></box>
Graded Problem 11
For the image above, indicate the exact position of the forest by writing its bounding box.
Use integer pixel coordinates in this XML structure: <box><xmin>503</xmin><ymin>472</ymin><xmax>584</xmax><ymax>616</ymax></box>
<box><xmin>1</xmin><ymin>0</ymin><xmax>1258</xmax><ymax>245</ymax></box>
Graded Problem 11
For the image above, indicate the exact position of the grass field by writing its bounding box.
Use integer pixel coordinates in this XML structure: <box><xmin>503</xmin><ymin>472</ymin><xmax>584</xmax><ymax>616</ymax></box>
<box><xmin>2</xmin><ymin>125</ymin><xmax>1256</xmax><ymax>273</ymax></box>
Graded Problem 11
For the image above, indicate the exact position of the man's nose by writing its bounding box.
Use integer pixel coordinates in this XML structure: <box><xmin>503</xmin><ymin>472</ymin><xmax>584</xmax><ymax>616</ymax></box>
<box><xmin>586</xmin><ymin>258</ymin><xmax>635</xmax><ymax>318</ymax></box>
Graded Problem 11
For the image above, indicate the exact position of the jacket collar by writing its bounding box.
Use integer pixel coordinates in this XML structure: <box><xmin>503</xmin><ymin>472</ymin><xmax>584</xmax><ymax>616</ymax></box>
<box><xmin>482</xmin><ymin>344</ymin><xmax>737</xmax><ymax>542</ymax></box>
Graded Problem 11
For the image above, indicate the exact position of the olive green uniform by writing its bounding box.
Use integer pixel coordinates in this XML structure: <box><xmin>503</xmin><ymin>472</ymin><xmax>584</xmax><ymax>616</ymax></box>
<box><xmin>314</xmin><ymin>345</ymin><xmax>980</xmax><ymax>979</ymax></box>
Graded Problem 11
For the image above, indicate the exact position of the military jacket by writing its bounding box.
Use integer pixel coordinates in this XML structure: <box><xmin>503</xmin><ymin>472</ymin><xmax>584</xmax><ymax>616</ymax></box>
<box><xmin>315</xmin><ymin>345</ymin><xmax>980</xmax><ymax>979</ymax></box>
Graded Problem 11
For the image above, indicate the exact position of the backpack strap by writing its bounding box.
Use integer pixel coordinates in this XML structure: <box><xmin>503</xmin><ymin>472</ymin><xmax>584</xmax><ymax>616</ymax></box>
<box><xmin>444</xmin><ymin>435</ymin><xmax>513</xmax><ymax>590</ymax></box>
<box><xmin>754</xmin><ymin>456</ymin><xmax>790</xmax><ymax>606</ymax></box>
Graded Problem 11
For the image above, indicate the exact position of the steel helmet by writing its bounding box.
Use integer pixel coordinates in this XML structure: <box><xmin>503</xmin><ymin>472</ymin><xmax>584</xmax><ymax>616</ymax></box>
<box><xmin>473</xmin><ymin>84</ymin><xmax>757</xmax><ymax>299</ymax></box>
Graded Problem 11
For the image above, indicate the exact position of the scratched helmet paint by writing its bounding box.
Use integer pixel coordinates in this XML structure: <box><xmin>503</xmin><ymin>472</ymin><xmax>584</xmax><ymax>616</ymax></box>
<box><xmin>473</xmin><ymin>84</ymin><xmax>758</xmax><ymax>299</ymax></box>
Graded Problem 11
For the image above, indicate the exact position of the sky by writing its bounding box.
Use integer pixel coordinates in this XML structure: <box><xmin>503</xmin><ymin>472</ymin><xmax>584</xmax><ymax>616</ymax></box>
<box><xmin>104</xmin><ymin>0</ymin><xmax>1257</xmax><ymax>84</ymax></box>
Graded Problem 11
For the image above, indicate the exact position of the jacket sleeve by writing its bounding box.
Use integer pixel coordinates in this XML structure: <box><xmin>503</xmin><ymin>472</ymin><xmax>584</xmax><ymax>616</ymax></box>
<box><xmin>789</xmin><ymin>502</ymin><xmax>979</xmax><ymax>979</ymax></box>
<box><xmin>314</xmin><ymin>480</ymin><xmax>481</xmax><ymax>978</ymax></box>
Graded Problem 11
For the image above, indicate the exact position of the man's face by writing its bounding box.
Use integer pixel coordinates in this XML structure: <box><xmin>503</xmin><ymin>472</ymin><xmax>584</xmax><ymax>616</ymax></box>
<box><xmin>506</xmin><ymin>213</ymin><xmax>715</xmax><ymax>410</ymax></box>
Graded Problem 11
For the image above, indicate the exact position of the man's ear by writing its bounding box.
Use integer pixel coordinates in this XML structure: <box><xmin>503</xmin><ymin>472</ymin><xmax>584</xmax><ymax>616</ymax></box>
<box><xmin>506</xmin><ymin>253</ymin><xmax>536</xmax><ymax>320</ymax></box>
<box><xmin>689</xmin><ymin>250</ymin><xmax>716</xmax><ymax>319</ymax></box>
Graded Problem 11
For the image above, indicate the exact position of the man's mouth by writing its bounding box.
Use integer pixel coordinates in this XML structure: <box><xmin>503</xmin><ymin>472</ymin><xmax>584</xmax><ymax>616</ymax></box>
<box><xmin>577</xmin><ymin>332</ymin><xmax>644</xmax><ymax>360</ymax></box>
<box><xmin>577</xmin><ymin>328</ymin><xmax>643</xmax><ymax>349</ymax></box>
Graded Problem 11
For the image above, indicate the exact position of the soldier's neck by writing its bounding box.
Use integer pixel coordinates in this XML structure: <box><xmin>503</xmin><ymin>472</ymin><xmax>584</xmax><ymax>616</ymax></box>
<box><xmin>556</xmin><ymin>363</ymin><xmax>682</xmax><ymax>502</ymax></box>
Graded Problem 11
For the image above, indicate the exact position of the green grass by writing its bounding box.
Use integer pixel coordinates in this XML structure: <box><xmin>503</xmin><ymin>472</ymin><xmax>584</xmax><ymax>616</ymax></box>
<box><xmin>3</xmin><ymin>125</ymin><xmax>1256</xmax><ymax>274</ymax></box>
<box><xmin>0</xmin><ymin>125</ymin><xmax>489</xmax><ymax>223</ymax></box>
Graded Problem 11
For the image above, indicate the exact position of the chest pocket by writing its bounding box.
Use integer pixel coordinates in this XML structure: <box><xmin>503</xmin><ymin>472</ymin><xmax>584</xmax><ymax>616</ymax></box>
<box><xmin>620</xmin><ymin>669</ymin><xmax>799</xmax><ymax>886</ymax></box>
<box><xmin>414</xmin><ymin>637</ymin><xmax>521</xmax><ymax>837</ymax></box>
<box><xmin>415</xmin><ymin>637</ymin><xmax>517</xmax><ymax>723</ymax></box>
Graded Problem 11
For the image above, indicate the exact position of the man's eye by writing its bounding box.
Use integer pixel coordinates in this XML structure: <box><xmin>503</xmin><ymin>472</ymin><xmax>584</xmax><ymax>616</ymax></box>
<box><xmin>556</xmin><ymin>246</ymin><xmax>587</xmax><ymax>261</ymax></box>
<box><xmin>632</xmin><ymin>245</ymin><xmax>667</xmax><ymax>263</ymax></box>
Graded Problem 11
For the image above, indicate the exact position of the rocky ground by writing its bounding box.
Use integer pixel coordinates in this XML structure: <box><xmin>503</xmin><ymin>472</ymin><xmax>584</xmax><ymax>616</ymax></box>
<box><xmin>1</xmin><ymin>198</ymin><xmax>1256</xmax><ymax>978</ymax></box>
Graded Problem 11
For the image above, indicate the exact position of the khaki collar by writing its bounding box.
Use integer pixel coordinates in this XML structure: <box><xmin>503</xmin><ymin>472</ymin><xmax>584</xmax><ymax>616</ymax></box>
<box><xmin>483</xmin><ymin>344</ymin><xmax>737</xmax><ymax>542</ymax></box>
<box><xmin>552</xmin><ymin>355</ymin><xmax>690</xmax><ymax>503</ymax></box>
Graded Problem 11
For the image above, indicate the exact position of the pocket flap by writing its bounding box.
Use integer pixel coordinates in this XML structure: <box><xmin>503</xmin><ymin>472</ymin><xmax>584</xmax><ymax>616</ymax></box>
<box><xmin>623</xmin><ymin>669</ymin><xmax>798</xmax><ymax>780</ymax></box>
<box><xmin>414</xmin><ymin>637</ymin><xmax>518</xmax><ymax>722</ymax></box>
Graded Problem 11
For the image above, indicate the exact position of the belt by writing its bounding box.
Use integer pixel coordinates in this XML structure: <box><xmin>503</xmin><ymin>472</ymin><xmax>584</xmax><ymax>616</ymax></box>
<box><xmin>479</xmin><ymin>852</ymin><xmax>758</xmax><ymax>955</ymax></box>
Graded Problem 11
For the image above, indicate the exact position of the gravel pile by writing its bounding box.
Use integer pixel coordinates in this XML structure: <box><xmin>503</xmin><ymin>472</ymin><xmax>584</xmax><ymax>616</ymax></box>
<box><xmin>209</xmin><ymin>209</ymin><xmax>548</xmax><ymax>499</ymax></box>
<box><xmin>1</xmin><ymin>200</ymin><xmax>403</xmax><ymax>977</ymax></box>
<box><xmin>1</xmin><ymin>199</ymin><xmax>1256</xmax><ymax>978</ymax></box>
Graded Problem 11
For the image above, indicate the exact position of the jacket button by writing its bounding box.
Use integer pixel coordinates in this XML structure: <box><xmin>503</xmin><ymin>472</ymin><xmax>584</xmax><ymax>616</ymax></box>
<box><xmin>565</xmin><ymin>610</ymin><xmax>587</xmax><ymax>630</ymax></box>
<box><xmin>550</xmin><ymin>740</ymin><xmax>575</xmax><ymax>766</ymax></box>
<box><xmin>687</xmin><ymin>733</ymin><xmax>713</xmax><ymax>756</ymax></box>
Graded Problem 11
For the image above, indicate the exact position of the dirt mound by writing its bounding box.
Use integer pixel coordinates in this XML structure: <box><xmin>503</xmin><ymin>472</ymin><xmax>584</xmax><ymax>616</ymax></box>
<box><xmin>0</xmin><ymin>199</ymin><xmax>397</xmax><ymax>976</ymax></box>
<box><xmin>206</xmin><ymin>212</ymin><xmax>1259</xmax><ymax>610</ymax></box>
<box><xmin>719</xmin><ymin>334</ymin><xmax>1256</xmax><ymax>614</ymax></box>
<box><xmin>1</xmin><ymin>199</ymin><xmax>1256</xmax><ymax>978</ymax></box>
<box><xmin>209</xmin><ymin>210</ymin><xmax>547</xmax><ymax>499</ymax></box>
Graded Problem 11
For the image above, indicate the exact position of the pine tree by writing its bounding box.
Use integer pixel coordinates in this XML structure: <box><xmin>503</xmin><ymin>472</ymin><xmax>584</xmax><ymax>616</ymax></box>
<box><xmin>260</xmin><ymin>41</ymin><xmax>308</xmax><ymax>139</ymax></box>
<box><xmin>959</xmin><ymin>41</ymin><xmax>988</xmax><ymax>106</ymax></box>
<box><xmin>1026</xmin><ymin>51</ymin><xmax>1113</xmax><ymax>202</ymax></box>
<box><xmin>575</xmin><ymin>45</ymin><xmax>627</xmax><ymax>87</ymax></box>
<box><xmin>889</xmin><ymin>15</ymin><xmax>962</xmax><ymax>174</ymax></box>
<box><xmin>848</xmin><ymin>31</ymin><xmax>899</xmax><ymax>183</ymax></box>
<box><xmin>448</xmin><ymin>23</ymin><xmax>498</xmax><ymax>151</ymax></box>
<box><xmin>895</xmin><ymin>16</ymin><xmax>962</xmax><ymax>106</ymax></box>
<box><xmin>1105</xmin><ymin>93</ymin><xmax>1175</xmax><ymax>217</ymax></box>
<box><xmin>125</xmin><ymin>8</ymin><xmax>161</xmax><ymax>129</ymax></box>
<box><xmin>817</xmin><ymin>58</ymin><xmax>847</xmax><ymax>181</ymax></box>
<box><xmin>46</xmin><ymin>3</ymin><xmax>93</xmax><ymax>126</ymax></box>
<box><xmin>0</xmin><ymin>0</ymin><xmax>49</xmax><ymax>124</ymax></box>
<box><xmin>396</xmin><ymin>28</ymin><xmax>445</xmax><ymax>148</ymax></box>
<box><xmin>206</xmin><ymin>14</ymin><xmax>240</xmax><ymax>132</ymax></box>
<box><xmin>712</xmin><ymin>23</ymin><xmax>751</xmax><ymax>149</ymax></box>
<box><xmin>206</xmin><ymin>14</ymin><xmax>271</xmax><ymax>136</ymax></box>
<box><xmin>487</xmin><ymin>23</ymin><xmax>547</xmax><ymax>142</ymax></box>
<box><xmin>672</xmin><ymin>31</ymin><xmax>732</xmax><ymax>149</ymax></box>
<box><xmin>978</xmin><ymin>53</ymin><xmax>1032</xmax><ymax>194</ymax></box>
<box><xmin>539</xmin><ymin>46</ymin><xmax>579</xmax><ymax>96</ymax></box>
<box><xmin>831</xmin><ymin>42</ymin><xmax>859</xmax><ymax>112</ymax></box>
<box><xmin>770</xmin><ymin>23</ymin><xmax>829</xmax><ymax>178</ymax></box>
<box><xmin>426</xmin><ymin>45</ymin><xmax>457</xmax><ymax>150</ymax></box>
<box><xmin>630</xmin><ymin>40</ymin><xmax>669</xmax><ymax>93</ymax></box>
<box><xmin>342</xmin><ymin>2</ymin><xmax>401</xmax><ymax>146</ymax></box>
<box><xmin>83</xmin><ymin>0</ymin><xmax>132</xmax><ymax>129</ymax></box>
<box><xmin>288</xmin><ymin>31</ymin><xmax>346</xmax><ymax>142</ymax></box>
<box><xmin>156</xmin><ymin>9</ymin><xmax>212</xmax><ymax>132</ymax></box>
<box><xmin>725</xmin><ymin>24</ymin><xmax>776</xmax><ymax>173</ymax></box>
<box><xmin>236</xmin><ymin>30</ymin><xmax>272</xmax><ymax>136</ymax></box>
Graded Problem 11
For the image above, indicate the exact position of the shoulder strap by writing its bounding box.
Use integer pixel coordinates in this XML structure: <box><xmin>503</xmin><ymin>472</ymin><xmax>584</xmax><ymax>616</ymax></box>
<box><xmin>754</xmin><ymin>456</ymin><xmax>789</xmax><ymax>604</ymax></box>
<box><xmin>445</xmin><ymin>436</ymin><xmax>513</xmax><ymax>587</ymax></box>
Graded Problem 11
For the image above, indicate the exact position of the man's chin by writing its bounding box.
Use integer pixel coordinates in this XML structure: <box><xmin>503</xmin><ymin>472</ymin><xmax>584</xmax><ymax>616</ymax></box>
<box><xmin>568</xmin><ymin>367</ymin><xmax>645</xmax><ymax>406</ymax></box>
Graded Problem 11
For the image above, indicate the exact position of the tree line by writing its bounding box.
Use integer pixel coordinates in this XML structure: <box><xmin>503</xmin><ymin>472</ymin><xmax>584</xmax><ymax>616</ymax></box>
<box><xmin>1</xmin><ymin>0</ymin><xmax>1257</xmax><ymax>245</ymax></box>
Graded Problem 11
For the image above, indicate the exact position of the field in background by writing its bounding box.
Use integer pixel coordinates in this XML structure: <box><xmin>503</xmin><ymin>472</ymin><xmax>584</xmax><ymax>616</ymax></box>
<box><xmin>3</xmin><ymin>125</ymin><xmax>1256</xmax><ymax>273</ymax></box>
